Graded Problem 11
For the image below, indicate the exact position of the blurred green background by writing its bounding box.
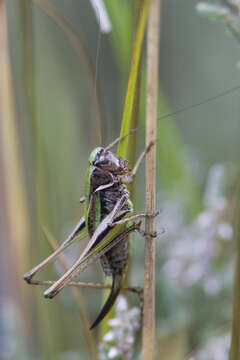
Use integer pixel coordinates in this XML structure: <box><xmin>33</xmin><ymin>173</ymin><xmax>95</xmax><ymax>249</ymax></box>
<box><xmin>0</xmin><ymin>0</ymin><xmax>240</xmax><ymax>359</ymax></box>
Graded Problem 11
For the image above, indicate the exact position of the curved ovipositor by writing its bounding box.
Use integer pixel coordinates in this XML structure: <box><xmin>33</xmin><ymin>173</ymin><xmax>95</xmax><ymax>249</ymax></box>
<box><xmin>90</xmin><ymin>272</ymin><xmax>122</xmax><ymax>330</ymax></box>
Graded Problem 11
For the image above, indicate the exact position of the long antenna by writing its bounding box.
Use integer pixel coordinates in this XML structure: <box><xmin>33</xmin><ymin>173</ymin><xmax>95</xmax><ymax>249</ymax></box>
<box><xmin>105</xmin><ymin>83</ymin><xmax>240</xmax><ymax>150</ymax></box>
<box><xmin>157</xmin><ymin>83</ymin><xmax>240</xmax><ymax>121</ymax></box>
<box><xmin>90</xmin><ymin>1</ymin><xmax>112</xmax><ymax>146</ymax></box>
<box><xmin>105</xmin><ymin>128</ymin><xmax>138</xmax><ymax>150</ymax></box>
<box><xmin>91</xmin><ymin>4</ymin><xmax>103</xmax><ymax>144</ymax></box>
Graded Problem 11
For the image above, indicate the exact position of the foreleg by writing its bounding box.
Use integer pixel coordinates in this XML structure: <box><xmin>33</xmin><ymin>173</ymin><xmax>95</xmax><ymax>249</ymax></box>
<box><xmin>120</xmin><ymin>141</ymin><xmax>154</xmax><ymax>185</ymax></box>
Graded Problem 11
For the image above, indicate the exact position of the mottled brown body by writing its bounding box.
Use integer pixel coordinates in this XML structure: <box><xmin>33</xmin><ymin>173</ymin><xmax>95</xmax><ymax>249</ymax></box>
<box><xmin>99</xmin><ymin>188</ymin><xmax>130</xmax><ymax>277</ymax></box>
<box><xmin>85</xmin><ymin>147</ymin><xmax>133</xmax><ymax>329</ymax></box>
<box><xmin>88</xmin><ymin>168</ymin><xmax>131</xmax><ymax>278</ymax></box>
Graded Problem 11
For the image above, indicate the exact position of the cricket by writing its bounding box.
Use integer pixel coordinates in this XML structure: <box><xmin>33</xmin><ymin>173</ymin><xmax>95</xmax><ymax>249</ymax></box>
<box><xmin>24</xmin><ymin>131</ymin><xmax>158</xmax><ymax>330</ymax></box>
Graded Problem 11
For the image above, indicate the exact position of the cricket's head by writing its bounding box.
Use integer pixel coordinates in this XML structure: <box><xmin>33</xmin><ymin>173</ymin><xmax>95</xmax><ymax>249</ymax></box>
<box><xmin>89</xmin><ymin>147</ymin><xmax>130</xmax><ymax>174</ymax></box>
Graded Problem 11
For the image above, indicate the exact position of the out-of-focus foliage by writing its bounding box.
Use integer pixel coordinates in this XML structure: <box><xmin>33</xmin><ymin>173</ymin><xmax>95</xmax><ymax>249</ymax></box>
<box><xmin>1</xmin><ymin>0</ymin><xmax>240</xmax><ymax>359</ymax></box>
<box><xmin>197</xmin><ymin>0</ymin><xmax>240</xmax><ymax>43</ymax></box>
<box><xmin>99</xmin><ymin>296</ymin><xmax>141</xmax><ymax>360</ymax></box>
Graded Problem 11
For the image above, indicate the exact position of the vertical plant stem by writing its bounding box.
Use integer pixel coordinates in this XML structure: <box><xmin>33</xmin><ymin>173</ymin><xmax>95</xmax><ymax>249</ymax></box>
<box><xmin>230</xmin><ymin>179</ymin><xmax>240</xmax><ymax>359</ymax></box>
<box><xmin>143</xmin><ymin>0</ymin><xmax>161</xmax><ymax>359</ymax></box>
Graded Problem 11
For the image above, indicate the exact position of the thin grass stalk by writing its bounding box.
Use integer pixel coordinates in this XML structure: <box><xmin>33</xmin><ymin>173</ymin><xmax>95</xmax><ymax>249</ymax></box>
<box><xmin>123</xmin><ymin>0</ymin><xmax>144</xmax><ymax>289</ymax></box>
<box><xmin>230</xmin><ymin>178</ymin><xmax>240</xmax><ymax>359</ymax></box>
<box><xmin>28</xmin><ymin>279</ymin><xmax>143</xmax><ymax>294</ymax></box>
<box><xmin>126</xmin><ymin>0</ymin><xmax>143</xmax><ymax>172</ymax></box>
<box><xmin>118</xmin><ymin>0</ymin><xmax>149</xmax><ymax>158</ymax></box>
<box><xmin>142</xmin><ymin>0</ymin><xmax>161</xmax><ymax>359</ymax></box>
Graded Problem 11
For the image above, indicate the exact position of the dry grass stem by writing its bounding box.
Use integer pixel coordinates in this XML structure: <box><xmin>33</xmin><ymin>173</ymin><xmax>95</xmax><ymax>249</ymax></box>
<box><xmin>142</xmin><ymin>0</ymin><xmax>161</xmax><ymax>359</ymax></box>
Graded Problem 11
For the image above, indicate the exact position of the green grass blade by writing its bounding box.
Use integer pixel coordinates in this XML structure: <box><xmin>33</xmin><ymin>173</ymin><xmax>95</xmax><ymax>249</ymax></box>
<box><xmin>118</xmin><ymin>0</ymin><xmax>149</xmax><ymax>159</ymax></box>
<box><xmin>98</xmin><ymin>0</ymin><xmax>149</xmax><ymax>340</ymax></box>
<box><xmin>104</xmin><ymin>0</ymin><xmax>132</xmax><ymax>72</ymax></box>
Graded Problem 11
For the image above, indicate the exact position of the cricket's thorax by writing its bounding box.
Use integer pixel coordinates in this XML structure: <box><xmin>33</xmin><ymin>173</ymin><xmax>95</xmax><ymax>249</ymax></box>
<box><xmin>87</xmin><ymin>164</ymin><xmax>131</xmax><ymax>277</ymax></box>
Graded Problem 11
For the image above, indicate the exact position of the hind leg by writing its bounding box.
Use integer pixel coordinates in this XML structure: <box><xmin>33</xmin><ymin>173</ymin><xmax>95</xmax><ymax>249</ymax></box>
<box><xmin>24</xmin><ymin>216</ymin><xmax>86</xmax><ymax>283</ymax></box>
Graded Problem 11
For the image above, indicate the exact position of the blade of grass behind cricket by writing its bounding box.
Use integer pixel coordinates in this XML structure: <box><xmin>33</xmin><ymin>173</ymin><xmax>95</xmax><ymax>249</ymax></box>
<box><xmin>117</xmin><ymin>0</ymin><xmax>149</xmax><ymax>159</ymax></box>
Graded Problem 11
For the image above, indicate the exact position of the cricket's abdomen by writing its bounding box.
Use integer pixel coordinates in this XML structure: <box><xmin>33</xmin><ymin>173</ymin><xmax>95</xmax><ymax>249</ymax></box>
<box><xmin>99</xmin><ymin>185</ymin><xmax>130</xmax><ymax>276</ymax></box>
<box><xmin>100</xmin><ymin>234</ymin><xmax>129</xmax><ymax>276</ymax></box>
<box><xmin>100</xmin><ymin>185</ymin><xmax>130</xmax><ymax>219</ymax></box>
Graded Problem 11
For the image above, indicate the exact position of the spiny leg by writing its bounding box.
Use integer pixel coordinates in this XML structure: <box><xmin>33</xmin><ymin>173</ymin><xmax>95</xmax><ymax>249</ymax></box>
<box><xmin>24</xmin><ymin>216</ymin><xmax>86</xmax><ymax>283</ymax></box>
<box><xmin>43</xmin><ymin>223</ymin><xmax>140</xmax><ymax>299</ymax></box>
<box><xmin>28</xmin><ymin>278</ymin><xmax>143</xmax><ymax>304</ymax></box>
<box><xmin>28</xmin><ymin>220</ymin><xmax>149</xmax><ymax>320</ymax></box>
<box><xmin>43</xmin><ymin>194</ymin><xmax>131</xmax><ymax>298</ymax></box>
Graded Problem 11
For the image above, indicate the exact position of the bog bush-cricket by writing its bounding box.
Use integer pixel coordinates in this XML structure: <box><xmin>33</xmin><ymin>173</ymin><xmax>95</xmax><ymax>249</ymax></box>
<box><xmin>24</xmin><ymin>132</ymin><xmax>158</xmax><ymax>329</ymax></box>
